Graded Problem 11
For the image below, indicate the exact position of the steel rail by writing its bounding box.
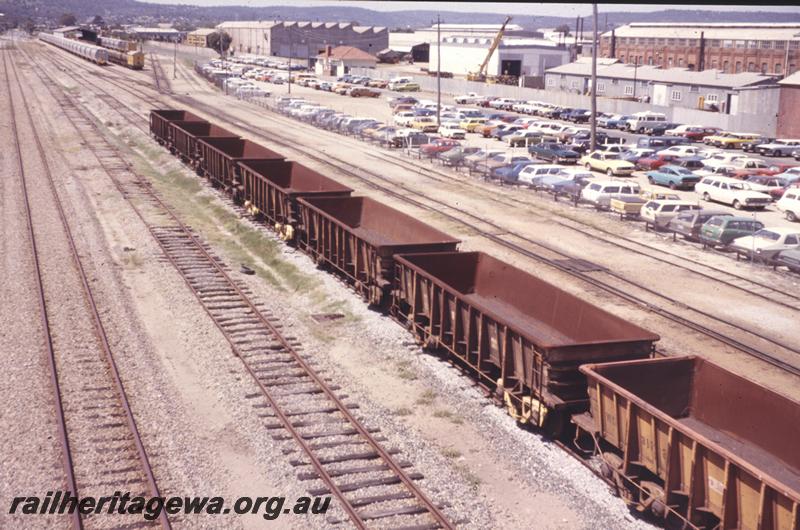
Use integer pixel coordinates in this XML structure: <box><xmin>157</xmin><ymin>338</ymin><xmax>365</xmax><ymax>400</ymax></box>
<box><xmin>26</xmin><ymin>45</ymin><xmax>453</xmax><ymax>530</ymax></box>
<box><xmin>1</xmin><ymin>48</ymin><xmax>83</xmax><ymax>530</ymax></box>
<box><xmin>5</xmin><ymin>48</ymin><xmax>172</xmax><ymax>530</ymax></box>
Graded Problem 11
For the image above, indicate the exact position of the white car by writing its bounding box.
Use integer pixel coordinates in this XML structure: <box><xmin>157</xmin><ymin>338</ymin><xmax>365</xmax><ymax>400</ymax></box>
<box><xmin>656</xmin><ymin>145</ymin><xmax>700</xmax><ymax>158</ymax></box>
<box><xmin>625</xmin><ymin>111</ymin><xmax>667</xmax><ymax>133</ymax></box>
<box><xmin>730</xmin><ymin>227</ymin><xmax>800</xmax><ymax>260</ymax></box>
<box><xmin>581</xmin><ymin>179</ymin><xmax>642</xmax><ymax>208</ymax></box>
<box><xmin>489</xmin><ymin>97</ymin><xmax>517</xmax><ymax>109</ymax></box>
<box><xmin>517</xmin><ymin>164</ymin><xmax>564</xmax><ymax>186</ymax></box>
<box><xmin>777</xmin><ymin>189</ymin><xmax>800</xmax><ymax>222</ymax></box>
<box><xmin>439</xmin><ymin>122</ymin><xmax>466</xmax><ymax>139</ymax></box>
<box><xmin>702</xmin><ymin>152</ymin><xmax>746</xmax><ymax>170</ymax></box>
<box><xmin>755</xmin><ymin>139</ymin><xmax>800</xmax><ymax>157</ymax></box>
<box><xmin>640</xmin><ymin>200</ymin><xmax>701</xmax><ymax>227</ymax></box>
<box><xmin>454</xmin><ymin>92</ymin><xmax>482</xmax><ymax>104</ymax></box>
<box><xmin>694</xmin><ymin>176</ymin><xmax>773</xmax><ymax>210</ymax></box>
<box><xmin>664</xmin><ymin>124</ymin><xmax>704</xmax><ymax>136</ymax></box>
<box><xmin>506</xmin><ymin>130</ymin><xmax>543</xmax><ymax>146</ymax></box>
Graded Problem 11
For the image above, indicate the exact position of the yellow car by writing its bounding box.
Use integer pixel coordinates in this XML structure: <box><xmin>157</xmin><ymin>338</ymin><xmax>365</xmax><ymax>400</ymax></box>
<box><xmin>703</xmin><ymin>132</ymin><xmax>762</xmax><ymax>149</ymax></box>
<box><xmin>410</xmin><ymin>117</ymin><xmax>439</xmax><ymax>133</ymax></box>
<box><xmin>580</xmin><ymin>150</ymin><xmax>636</xmax><ymax>176</ymax></box>
<box><xmin>459</xmin><ymin>117</ymin><xmax>487</xmax><ymax>132</ymax></box>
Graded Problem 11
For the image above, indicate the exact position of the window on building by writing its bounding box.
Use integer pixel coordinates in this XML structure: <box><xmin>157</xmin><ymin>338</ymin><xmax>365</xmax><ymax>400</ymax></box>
<box><xmin>761</xmin><ymin>40</ymin><xmax>773</xmax><ymax>49</ymax></box>
<box><xmin>735</xmin><ymin>40</ymin><xmax>745</xmax><ymax>49</ymax></box>
<box><xmin>708</xmin><ymin>39</ymin><xmax>720</xmax><ymax>48</ymax></box>
<box><xmin>689</xmin><ymin>85</ymin><xmax>699</xmax><ymax>92</ymax></box>
<box><xmin>706</xmin><ymin>94</ymin><xmax>718</xmax><ymax>103</ymax></box>
<box><xmin>723</xmin><ymin>40</ymin><xmax>733</xmax><ymax>48</ymax></box>
<box><xmin>560</xmin><ymin>74</ymin><xmax>566</xmax><ymax>79</ymax></box>
<box><xmin>611</xmin><ymin>79</ymin><xmax>618</xmax><ymax>85</ymax></box>
<box><xmin>624</xmin><ymin>85</ymin><xmax>634</xmax><ymax>95</ymax></box>
<box><xmin>547</xmin><ymin>77</ymin><xmax>555</xmax><ymax>86</ymax></box>
<box><xmin>657</xmin><ymin>38</ymin><xmax>666</xmax><ymax>45</ymax></box>
<box><xmin>671</xmin><ymin>90</ymin><xmax>682</xmax><ymax>101</ymax></box>
<box><xmin>647</xmin><ymin>56</ymin><xmax>654</xmax><ymax>65</ymax></box>
<box><xmin>762</xmin><ymin>62</ymin><xmax>768</xmax><ymax>73</ymax></box>
<box><xmin>619</xmin><ymin>55</ymin><xmax>626</xmax><ymax>63</ymax></box>
<box><xmin>678</xmin><ymin>38</ymin><xmax>687</xmax><ymax>46</ymax></box>
<box><xmin>668</xmin><ymin>58</ymin><xmax>673</xmax><ymax>67</ymax></box>
<box><xmin>748</xmin><ymin>62</ymin><xmax>755</xmax><ymax>72</ymax></box>
<box><xmin>570</xmin><ymin>80</ymin><xmax>578</xmax><ymax>89</ymax></box>
<box><xmin>735</xmin><ymin>61</ymin><xmax>742</xmax><ymax>73</ymax></box>
<box><xmin>775</xmin><ymin>63</ymin><xmax>783</xmax><ymax>74</ymax></box>
<box><xmin>790</xmin><ymin>41</ymin><xmax>800</xmax><ymax>50</ymax></box>
<box><xmin>678</xmin><ymin>58</ymin><xmax>684</xmax><ymax>67</ymax></box>
<box><xmin>775</xmin><ymin>40</ymin><xmax>786</xmax><ymax>49</ymax></box>
<box><xmin>668</xmin><ymin>38</ymin><xmax>676</xmax><ymax>45</ymax></box>
<box><xmin>791</xmin><ymin>64</ymin><xmax>798</xmax><ymax>74</ymax></box>
<box><xmin>711</xmin><ymin>60</ymin><xmax>718</xmax><ymax>69</ymax></box>
<box><xmin>748</xmin><ymin>40</ymin><xmax>758</xmax><ymax>49</ymax></box>
<box><xmin>597</xmin><ymin>82</ymin><xmax>605</xmax><ymax>93</ymax></box>
<box><xmin>722</xmin><ymin>60</ymin><xmax>729</xmax><ymax>72</ymax></box>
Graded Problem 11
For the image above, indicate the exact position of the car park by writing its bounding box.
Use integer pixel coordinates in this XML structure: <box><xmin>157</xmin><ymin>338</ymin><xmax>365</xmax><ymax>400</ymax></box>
<box><xmin>581</xmin><ymin>151</ymin><xmax>636</xmax><ymax>176</ymax></box>
<box><xmin>645</xmin><ymin>165</ymin><xmax>702</xmax><ymax>190</ymax></box>
<box><xmin>755</xmin><ymin>139</ymin><xmax>800</xmax><ymax>157</ymax></box>
<box><xmin>699</xmin><ymin>216</ymin><xmax>765</xmax><ymax>247</ymax></box>
<box><xmin>581</xmin><ymin>179</ymin><xmax>642</xmax><ymax>208</ymax></box>
<box><xmin>507</xmin><ymin>130</ymin><xmax>544</xmax><ymax>147</ymax></box>
<box><xmin>703</xmin><ymin>131</ymin><xmax>762</xmax><ymax>149</ymax></box>
<box><xmin>517</xmin><ymin>164</ymin><xmax>564</xmax><ymax>187</ymax></box>
<box><xmin>640</xmin><ymin>200</ymin><xmax>701</xmax><ymax>227</ymax></box>
<box><xmin>777</xmin><ymin>189</ymin><xmax>800</xmax><ymax>221</ymax></box>
<box><xmin>492</xmin><ymin>161</ymin><xmax>535</xmax><ymax>183</ymax></box>
<box><xmin>695</xmin><ymin>175</ymin><xmax>773</xmax><ymax>209</ymax></box>
<box><xmin>528</xmin><ymin>142</ymin><xmax>579</xmax><ymax>164</ymax></box>
<box><xmin>730</xmin><ymin>227</ymin><xmax>800</xmax><ymax>261</ymax></box>
<box><xmin>667</xmin><ymin>210</ymin><xmax>733</xmax><ymax>241</ymax></box>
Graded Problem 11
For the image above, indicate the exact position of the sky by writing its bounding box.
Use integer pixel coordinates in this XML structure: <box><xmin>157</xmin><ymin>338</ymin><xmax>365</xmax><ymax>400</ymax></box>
<box><xmin>137</xmin><ymin>0</ymin><xmax>800</xmax><ymax>16</ymax></box>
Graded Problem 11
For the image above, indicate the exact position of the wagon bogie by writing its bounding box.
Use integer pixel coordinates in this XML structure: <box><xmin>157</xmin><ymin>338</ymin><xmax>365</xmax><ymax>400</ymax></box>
<box><xmin>580</xmin><ymin>356</ymin><xmax>800</xmax><ymax>530</ymax></box>
<box><xmin>391</xmin><ymin>251</ymin><xmax>658</xmax><ymax>434</ymax></box>
<box><xmin>297</xmin><ymin>197</ymin><xmax>460</xmax><ymax>306</ymax></box>
<box><xmin>195</xmin><ymin>137</ymin><xmax>284</xmax><ymax>201</ymax></box>
<box><xmin>239</xmin><ymin>160</ymin><xmax>352</xmax><ymax>238</ymax></box>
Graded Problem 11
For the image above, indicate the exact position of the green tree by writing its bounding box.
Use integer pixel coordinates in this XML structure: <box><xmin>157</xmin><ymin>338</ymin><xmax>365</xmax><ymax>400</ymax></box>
<box><xmin>206</xmin><ymin>31</ymin><xmax>232</xmax><ymax>54</ymax></box>
<box><xmin>58</xmin><ymin>13</ymin><xmax>77</xmax><ymax>27</ymax></box>
<box><xmin>91</xmin><ymin>15</ymin><xmax>105</xmax><ymax>27</ymax></box>
<box><xmin>555</xmin><ymin>23</ymin><xmax>571</xmax><ymax>36</ymax></box>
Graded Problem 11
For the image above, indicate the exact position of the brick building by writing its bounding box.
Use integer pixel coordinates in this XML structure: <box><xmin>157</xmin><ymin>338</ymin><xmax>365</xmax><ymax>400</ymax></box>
<box><xmin>186</xmin><ymin>28</ymin><xmax>215</xmax><ymax>48</ymax></box>
<box><xmin>600</xmin><ymin>23</ymin><xmax>800</xmax><ymax>76</ymax></box>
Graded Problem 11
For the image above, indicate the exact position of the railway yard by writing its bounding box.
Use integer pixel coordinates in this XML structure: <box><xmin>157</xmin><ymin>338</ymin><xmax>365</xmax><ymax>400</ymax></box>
<box><xmin>2</xmin><ymin>31</ymin><xmax>800</xmax><ymax>530</ymax></box>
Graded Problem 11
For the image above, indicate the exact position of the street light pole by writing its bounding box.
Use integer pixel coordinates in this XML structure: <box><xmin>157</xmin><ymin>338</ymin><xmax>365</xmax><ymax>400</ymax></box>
<box><xmin>590</xmin><ymin>2</ymin><xmax>598</xmax><ymax>152</ymax></box>
<box><xmin>633</xmin><ymin>56</ymin><xmax>638</xmax><ymax>99</ymax></box>
<box><xmin>288</xmin><ymin>25</ymin><xmax>292</xmax><ymax>94</ymax></box>
<box><xmin>436</xmin><ymin>14</ymin><xmax>441</xmax><ymax>127</ymax></box>
<box><xmin>173</xmin><ymin>37</ymin><xmax>177</xmax><ymax>80</ymax></box>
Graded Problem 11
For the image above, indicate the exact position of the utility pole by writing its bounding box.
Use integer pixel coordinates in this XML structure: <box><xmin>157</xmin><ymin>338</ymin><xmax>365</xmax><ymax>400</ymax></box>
<box><xmin>288</xmin><ymin>24</ymin><xmax>292</xmax><ymax>94</ymax></box>
<box><xmin>590</xmin><ymin>2</ymin><xmax>598</xmax><ymax>152</ymax></box>
<box><xmin>436</xmin><ymin>14</ymin><xmax>441</xmax><ymax>126</ymax></box>
<box><xmin>173</xmin><ymin>37</ymin><xmax>177</xmax><ymax>80</ymax></box>
<box><xmin>632</xmin><ymin>56</ymin><xmax>638</xmax><ymax>99</ymax></box>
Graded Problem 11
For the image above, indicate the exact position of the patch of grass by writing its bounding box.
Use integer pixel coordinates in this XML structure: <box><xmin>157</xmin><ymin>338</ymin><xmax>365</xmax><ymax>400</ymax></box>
<box><xmin>455</xmin><ymin>463</ymin><xmax>482</xmax><ymax>490</ymax></box>
<box><xmin>394</xmin><ymin>407</ymin><xmax>413</xmax><ymax>417</ymax></box>
<box><xmin>416</xmin><ymin>389</ymin><xmax>436</xmax><ymax>406</ymax></box>
<box><xmin>432</xmin><ymin>408</ymin><xmax>464</xmax><ymax>424</ymax></box>
<box><xmin>441</xmin><ymin>447</ymin><xmax>462</xmax><ymax>459</ymax></box>
<box><xmin>396</xmin><ymin>360</ymin><xmax>418</xmax><ymax>381</ymax></box>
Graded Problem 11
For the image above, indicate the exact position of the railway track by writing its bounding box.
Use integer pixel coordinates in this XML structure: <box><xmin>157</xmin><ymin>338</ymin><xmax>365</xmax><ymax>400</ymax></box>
<box><xmin>3</xmin><ymin>49</ymin><xmax>171</xmax><ymax>530</ymax></box>
<box><xmin>23</xmin><ymin>44</ymin><xmax>456</xmax><ymax>530</ymax></box>
<box><xmin>30</xmin><ymin>42</ymin><xmax>800</xmax><ymax>376</ymax></box>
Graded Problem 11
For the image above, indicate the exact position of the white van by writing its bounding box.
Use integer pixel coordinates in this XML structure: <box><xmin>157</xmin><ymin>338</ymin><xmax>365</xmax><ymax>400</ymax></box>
<box><xmin>581</xmin><ymin>179</ymin><xmax>642</xmax><ymax>208</ymax></box>
<box><xmin>626</xmin><ymin>112</ymin><xmax>667</xmax><ymax>133</ymax></box>
<box><xmin>388</xmin><ymin>76</ymin><xmax>414</xmax><ymax>90</ymax></box>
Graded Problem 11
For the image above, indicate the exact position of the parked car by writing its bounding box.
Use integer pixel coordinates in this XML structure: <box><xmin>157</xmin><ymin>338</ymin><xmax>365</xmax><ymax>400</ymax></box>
<box><xmin>454</xmin><ymin>92</ymin><xmax>482</xmax><ymax>104</ymax></box>
<box><xmin>703</xmin><ymin>132</ymin><xmax>763</xmax><ymax>149</ymax></box>
<box><xmin>474</xmin><ymin>153</ymin><xmax>532</xmax><ymax>176</ymax></box>
<box><xmin>744</xmin><ymin>175</ymin><xmax>793</xmax><ymax>198</ymax></box>
<box><xmin>581</xmin><ymin>179</ymin><xmax>642</xmax><ymax>208</ymax></box>
<box><xmin>636</xmin><ymin>136</ymin><xmax>691</xmax><ymax>150</ymax></box>
<box><xmin>491</xmin><ymin>124</ymin><xmax>525</xmax><ymax>140</ymax></box>
<box><xmin>512</xmin><ymin>164</ymin><xmax>559</xmax><ymax>186</ymax></box>
<box><xmin>420</xmin><ymin>138</ymin><xmax>461</xmax><ymax>157</ymax></box>
<box><xmin>552</xmin><ymin>176</ymin><xmax>592</xmax><ymax>197</ymax></box>
<box><xmin>349</xmin><ymin>86</ymin><xmax>380</xmax><ymax>97</ymax></box>
<box><xmin>667</xmin><ymin>210</ymin><xmax>732</xmax><ymax>241</ymax></box>
<box><xmin>636</xmin><ymin>153</ymin><xmax>681</xmax><ymax>171</ymax></box>
<box><xmin>730</xmin><ymin>227</ymin><xmax>800</xmax><ymax>261</ymax></box>
<box><xmin>460</xmin><ymin>117</ymin><xmax>488</xmax><ymax>132</ymax></box>
<box><xmin>699</xmin><ymin>216</ymin><xmax>765</xmax><ymax>247</ymax></box>
<box><xmin>438</xmin><ymin>146</ymin><xmax>482</xmax><ymax>167</ymax></box>
<box><xmin>388</xmin><ymin>96</ymin><xmax>418</xmax><ymax>108</ymax></box>
<box><xmin>368</xmin><ymin>79</ymin><xmax>388</xmax><ymax>88</ymax></box>
<box><xmin>777</xmin><ymin>188</ymin><xmax>800</xmax><ymax>221</ymax></box>
<box><xmin>695</xmin><ymin>176</ymin><xmax>773</xmax><ymax>210</ymax></box>
<box><xmin>463</xmin><ymin>149</ymin><xmax>505</xmax><ymax>169</ymax></box>
<box><xmin>492</xmin><ymin>161</ymin><xmax>535</xmax><ymax>183</ymax></box>
<box><xmin>581</xmin><ymin>151</ymin><xmax>636</xmax><ymax>176</ymax></box>
<box><xmin>640</xmin><ymin>200</ymin><xmax>701</xmax><ymax>228</ymax></box>
<box><xmin>410</xmin><ymin>117</ymin><xmax>440</xmax><ymax>133</ymax></box>
<box><xmin>439</xmin><ymin>122</ymin><xmax>467</xmax><ymax>139</ymax></box>
<box><xmin>625</xmin><ymin>111</ymin><xmax>667</xmax><ymax>133</ymax></box>
<box><xmin>645</xmin><ymin>165</ymin><xmax>702</xmax><ymax>190</ymax></box>
<box><xmin>773</xmin><ymin>248</ymin><xmax>800</xmax><ymax>273</ymax></box>
<box><xmin>645</xmin><ymin>122</ymin><xmax>681</xmax><ymax>136</ymax></box>
<box><xmin>393</xmin><ymin>111</ymin><xmax>417</xmax><ymax>127</ymax></box>
<box><xmin>564</xmin><ymin>109</ymin><xmax>592</xmax><ymax>123</ymax></box>
<box><xmin>755</xmin><ymin>139</ymin><xmax>800</xmax><ymax>157</ymax></box>
<box><xmin>528</xmin><ymin>142</ymin><xmax>579</xmax><ymax>164</ymax></box>
<box><xmin>741</xmin><ymin>137</ymin><xmax>774</xmax><ymax>153</ymax></box>
<box><xmin>656</xmin><ymin>145</ymin><xmax>700</xmax><ymax>158</ymax></box>
<box><xmin>620</xmin><ymin>148</ymin><xmax>655</xmax><ymax>164</ymax></box>
<box><xmin>506</xmin><ymin>130</ymin><xmax>543</xmax><ymax>147</ymax></box>
<box><xmin>603</xmin><ymin>114</ymin><xmax>634</xmax><ymax>129</ymax></box>
<box><xmin>674</xmin><ymin>156</ymin><xmax>706</xmax><ymax>173</ymax></box>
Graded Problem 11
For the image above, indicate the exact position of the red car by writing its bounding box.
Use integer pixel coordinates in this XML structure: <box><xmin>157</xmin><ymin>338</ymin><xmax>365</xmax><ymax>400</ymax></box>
<box><xmin>636</xmin><ymin>153</ymin><xmax>680</xmax><ymax>170</ymax></box>
<box><xmin>683</xmin><ymin>127</ymin><xmax>721</xmax><ymax>141</ymax></box>
<box><xmin>729</xmin><ymin>163</ymin><xmax>799</xmax><ymax>179</ymax></box>
<box><xmin>419</xmin><ymin>138</ymin><xmax>460</xmax><ymax>156</ymax></box>
<box><xmin>478</xmin><ymin>96</ymin><xmax>499</xmax><ymax>108</ymax></box>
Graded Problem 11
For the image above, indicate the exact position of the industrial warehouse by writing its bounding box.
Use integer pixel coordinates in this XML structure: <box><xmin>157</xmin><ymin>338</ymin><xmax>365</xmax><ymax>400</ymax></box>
<box><xmin>1</xmin><ymin>2</ymin><xmax>800</xmax><ymax>530</ymax></box>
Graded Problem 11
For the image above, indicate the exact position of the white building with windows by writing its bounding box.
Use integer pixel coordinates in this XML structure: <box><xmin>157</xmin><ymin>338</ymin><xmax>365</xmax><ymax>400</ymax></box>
<box><xmin>429</xmin><ymin>36</ymin><xmax>570</xmax><ymax>77</ymax></box>
<box><xmin>544</xmin><ymin>59</ymin><xmax>777</xmax><ymax>113</ymax></box>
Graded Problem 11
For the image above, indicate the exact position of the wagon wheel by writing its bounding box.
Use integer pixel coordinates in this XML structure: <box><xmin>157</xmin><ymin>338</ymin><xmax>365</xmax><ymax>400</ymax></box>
<box><xmin>600</xmin><ymin>452</ymin><xmax>638</xmax><ymax>504</ymax></box>
<box><xmin>639</xmin><ymin>481</ymin><xmax>667</xmax><ymax>519</ymax></box>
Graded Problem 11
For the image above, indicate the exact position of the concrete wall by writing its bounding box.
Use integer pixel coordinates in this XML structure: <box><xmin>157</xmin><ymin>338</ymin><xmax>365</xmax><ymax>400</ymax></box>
<box><xmin>354</xmin><ymin>66</ymin><xmax>780</xmax><ymax>135</ymax></box>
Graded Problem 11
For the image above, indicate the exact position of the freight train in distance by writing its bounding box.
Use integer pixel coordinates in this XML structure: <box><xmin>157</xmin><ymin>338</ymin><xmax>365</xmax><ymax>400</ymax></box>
<box><xmin>38</xmin><ymin>32</ymin><xmax>144</xmax><ymax>70</ymax></box>
<box><xmin>149</xmin><ymin>108</ymin><xmax>800</xmax><ymax>530</ymax></box>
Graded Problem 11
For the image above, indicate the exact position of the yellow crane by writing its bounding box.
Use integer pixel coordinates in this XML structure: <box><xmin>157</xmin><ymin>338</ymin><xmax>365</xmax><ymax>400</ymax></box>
<box><xmin>467</xmin><ymin>16</ymin><xmax>512</xmax><ymax>82</ymax></box>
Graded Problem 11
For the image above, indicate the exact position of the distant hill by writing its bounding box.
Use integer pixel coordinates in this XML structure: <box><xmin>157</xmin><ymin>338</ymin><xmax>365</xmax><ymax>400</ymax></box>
<box><xmin>4</xmin><ymin>0</ymin><xmax>800</xmax><ymax>32</ymax></box>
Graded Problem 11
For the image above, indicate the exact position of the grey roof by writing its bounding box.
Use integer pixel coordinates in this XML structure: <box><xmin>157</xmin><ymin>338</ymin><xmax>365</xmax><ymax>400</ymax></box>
<box><xmin>602</xmin><ymin>23</ymin><xmax>800</xmax><ymax>41</ymax></box>
<box><xmin>779</xmin><ymin>71</ymin><xmax>800</xmax><ymax>87</ymax></box>
<box><xmin>545</xmin><ymin>61</ymin><xmax>777</xmax><ymax>89</ymax></box>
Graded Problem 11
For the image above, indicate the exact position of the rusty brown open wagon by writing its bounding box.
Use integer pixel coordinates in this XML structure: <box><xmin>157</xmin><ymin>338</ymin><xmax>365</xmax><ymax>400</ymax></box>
<box><xmin>239</xmin><ymin>160</ymin><xmax>353</xmax><ymax>241</ymax></box>
<box><xmin>296</xmin><ymin>196</ymin><xmax>460</xmax><ymax>305</ymax></box>
<box><xmin>149</xmin><ymin>109</ymin><xmax>203</xmax><ymax>145</ymax></box>
<box><xmin>196</xmin><ymin>137</ymin><xmax>284</xmax><ymax>200</ymax></box>
<box><xmin>169</xmin><ymin>121</ymin><xmax>239</xmax><ymax>164</ymax></box>
<box><xmin>391</xmin><ymin>251</ymin><xmax>659</xmax><ymax>435</ymax></box>
<box><xmin>578</xmin><ymin>356</ymin><xmax>800</xmax><ymax>530</ymax></box>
